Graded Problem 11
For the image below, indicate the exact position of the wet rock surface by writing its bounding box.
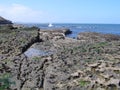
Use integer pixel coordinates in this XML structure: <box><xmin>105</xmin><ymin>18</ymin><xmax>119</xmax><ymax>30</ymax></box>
<box><xmin>0</xmin><ymin>26</ymin><xmax>120</xmax><ymax>90</ymax></box>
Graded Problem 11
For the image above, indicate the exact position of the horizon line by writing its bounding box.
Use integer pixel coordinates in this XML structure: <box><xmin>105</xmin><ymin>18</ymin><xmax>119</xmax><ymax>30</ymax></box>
<box><xmin>14</xmin><ymin>22</ymin><xmax>120</xmax><ymax>25</ymax></box>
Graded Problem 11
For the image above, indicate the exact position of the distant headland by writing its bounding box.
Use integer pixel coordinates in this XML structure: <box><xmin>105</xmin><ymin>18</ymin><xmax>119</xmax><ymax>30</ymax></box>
<box><xmin>0</xmin><ymin>16</ymin><xmax>12</xmax><ymax>25</ymax></box>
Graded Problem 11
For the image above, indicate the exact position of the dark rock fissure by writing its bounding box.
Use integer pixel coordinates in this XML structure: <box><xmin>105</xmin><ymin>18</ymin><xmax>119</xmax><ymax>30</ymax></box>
<box><xmin>39</xmin><ymin>59</ymin><xmax>48</xmax><ymax>88</ymax></box>
<box><xmin>39</xmin><ymin>72</ymin><xmax>45</xmax><ymax>88</ymax></box>
<box><xmin>17</xmin><ymin>56</ymin><xmax>28</xmax><ymax>90</ymax></box>
<box><xmin>20</xmin><ymin>79</ymin><xmax>28</xmax><ymax>90</ymax></box>
<box><xmin>17</xmin><ymin>57</ymin><xmax>24</xmax><ymax>80</ymax></box>
<box><xmin>21</xmin><ymin>32</ymin><xmax>42</xmax><ymax>54</ymax></box>
<box><xmin>64</xmin><ymin>29</ymin><xmax>72</xmax><ymax>35</ymax></box>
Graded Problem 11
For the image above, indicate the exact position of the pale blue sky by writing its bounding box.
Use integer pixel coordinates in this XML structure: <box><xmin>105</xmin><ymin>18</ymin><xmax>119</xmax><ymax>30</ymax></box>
<box><xmin>0</xmin><ymin>0</ymin><xmax>120</xmax><ymax>23</ymax></box>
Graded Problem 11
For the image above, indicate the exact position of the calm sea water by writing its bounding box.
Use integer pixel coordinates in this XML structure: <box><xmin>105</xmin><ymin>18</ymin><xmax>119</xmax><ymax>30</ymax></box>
<box><xmin>25</xmin><ymin>23</ymin><xmax>120</xmax><ymax>38</ymax></box>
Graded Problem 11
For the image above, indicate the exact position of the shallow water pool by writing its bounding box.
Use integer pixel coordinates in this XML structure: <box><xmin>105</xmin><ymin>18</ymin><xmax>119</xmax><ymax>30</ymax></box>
<box><xmin>24</xmin><ymin>48</ymin><xmax>53</xmax><ymax>58</ymax></box>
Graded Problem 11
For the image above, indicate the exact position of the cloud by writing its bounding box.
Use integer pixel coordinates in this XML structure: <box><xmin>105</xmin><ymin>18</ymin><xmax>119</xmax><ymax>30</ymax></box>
<box><xmin>0</xmin><ymin>4</ymin><xmax>53</xmax><ymax>23</ymax></box>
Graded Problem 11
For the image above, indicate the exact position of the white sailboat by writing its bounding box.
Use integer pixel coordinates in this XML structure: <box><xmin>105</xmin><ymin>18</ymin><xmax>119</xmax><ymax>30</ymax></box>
<box><xmin>48</xmin><ymin>23</ymin><xmax>53</xmax><ymax>27</ymax></box>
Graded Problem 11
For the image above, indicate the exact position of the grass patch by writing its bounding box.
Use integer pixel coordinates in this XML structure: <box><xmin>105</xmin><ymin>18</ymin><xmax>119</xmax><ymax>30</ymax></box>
<box><xmin>0</xmin><ymin>73</ymin><xmax>15</xmax><ymax>90</ymax></box>
<box><xmin>79</xmin><ymin>80</ymin><xmax>90</xmax><ymax>87</ymax></box>
<box><xmin>32</xmin><ymin>56</ymin><xmax>41</xmax><ymax>61</ymax></box>
<box><xmin>93</xmin><ymin>42</ymin><xmax>108</xmax><ymax>48</ymax></box>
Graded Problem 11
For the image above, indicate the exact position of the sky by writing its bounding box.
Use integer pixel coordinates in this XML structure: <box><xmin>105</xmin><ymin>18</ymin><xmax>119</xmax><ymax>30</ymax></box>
<box><xmin>0</xmin><ymin>0</ymin><xmax>120</xmax><ymax>23</ymax></box>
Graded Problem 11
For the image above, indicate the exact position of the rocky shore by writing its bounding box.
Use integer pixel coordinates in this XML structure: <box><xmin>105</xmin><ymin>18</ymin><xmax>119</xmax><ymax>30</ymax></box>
<box><xmin>0</xmin><ymin>24</ymin><xmax>120</xmax><ymax>90</ymax></box>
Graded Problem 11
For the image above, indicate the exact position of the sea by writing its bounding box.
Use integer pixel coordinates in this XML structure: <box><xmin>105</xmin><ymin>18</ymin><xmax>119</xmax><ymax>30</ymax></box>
<box><xmin>24</xmin><ymin>23</ymin><xmax>120</xmax><ymax>38</ymax></box>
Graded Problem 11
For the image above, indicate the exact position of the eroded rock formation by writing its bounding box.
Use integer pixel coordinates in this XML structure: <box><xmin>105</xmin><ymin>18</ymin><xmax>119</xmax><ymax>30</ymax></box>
<box><xmin>0</xmin><ymin>26</ymin><xmax>120</xmax><ymax>90</ymax></box>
